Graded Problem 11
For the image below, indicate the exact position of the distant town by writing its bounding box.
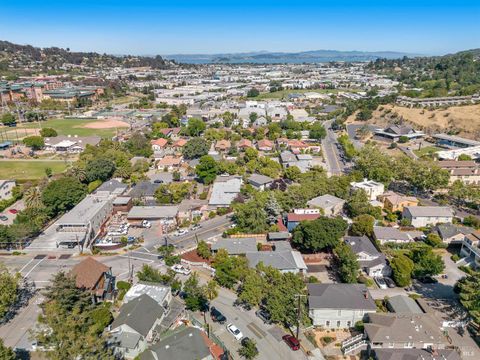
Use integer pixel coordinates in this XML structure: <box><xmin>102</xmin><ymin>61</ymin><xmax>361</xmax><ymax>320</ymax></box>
<box><xmin>0</xmin><ymin>39</ymin><xmax>479</xmax><ymax>360</ymax></box>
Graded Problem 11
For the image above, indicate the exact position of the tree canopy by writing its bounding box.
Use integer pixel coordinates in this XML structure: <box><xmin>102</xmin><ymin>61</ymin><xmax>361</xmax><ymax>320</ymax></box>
<box><xmin>292</xmin><ymin>216</ymin><xmax>348</xmax><ymax>253</ymax></box>
<box><xmin>182</xmin><ymin>137</ymin><xmax>210</xmax><ymax>159</ymax></box>
<box><xmin>41</xmin><ymin>177</ymin><xmax>87</xmax><ymax>216</ymax></box>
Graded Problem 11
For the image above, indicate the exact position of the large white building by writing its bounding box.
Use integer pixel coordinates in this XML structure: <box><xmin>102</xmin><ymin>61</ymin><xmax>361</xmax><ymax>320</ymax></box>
<box><xmin>350</xmin><ymin>179</ymin><xmax>385</xmax><ymax>201</ymax></box>
<box><xmin>402</xmin><ymin>206</ymin><xmax>454</xmax><ymax>228</ymax></box>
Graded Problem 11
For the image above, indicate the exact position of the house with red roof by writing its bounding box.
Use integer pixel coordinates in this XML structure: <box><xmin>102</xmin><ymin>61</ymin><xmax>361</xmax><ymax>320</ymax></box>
<box><xmin>151</xmin><ymin>138</ymin><xmax>168</xmax><ymax>151</ymax></box>
<box><xmin>237</xmin><ymin>138</ymin><xmax>253</xmax><ymax>150</ymax></box>
<box><xmin>257</xmin><ymin>139</ymin><xmax>274</xmax><ymax>152</ymax></box>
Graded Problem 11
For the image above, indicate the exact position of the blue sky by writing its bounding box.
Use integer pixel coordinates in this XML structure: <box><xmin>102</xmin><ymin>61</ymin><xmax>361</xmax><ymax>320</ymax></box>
<box><xmin>1</xmin><ymin>0</ymin><xmax>479</xmax><ymax>55</ymax></box>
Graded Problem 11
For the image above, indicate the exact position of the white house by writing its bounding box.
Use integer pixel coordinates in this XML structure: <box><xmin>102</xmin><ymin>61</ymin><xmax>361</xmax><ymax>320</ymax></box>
<box><xmin>402</xmin><ymin>206</ymin><xmax>454</xmax><ymax>228</ymax></box>
<box><xmin>0</xmin><ymin>180</ymin><xmax>15</xmax><ymax>201</ymax></box>
<box><xmin>308</xmin><ymin>284</ymin><xmax>376</xmax><ymax>328</ymax></box>
<box><xmin>344</xmin><ymin>236</ymin><xmax>391</xmax><ymax>277</ymax></box>
<box><xmin>350</xmin><ymin>179</ymin><xmax>385</xmax><ymax>201</ymax></box>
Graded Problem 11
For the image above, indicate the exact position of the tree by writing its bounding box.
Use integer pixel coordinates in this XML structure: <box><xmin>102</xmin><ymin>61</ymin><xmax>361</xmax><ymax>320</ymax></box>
<box><xmin>411</xmin><ymin>248</ymin><xmax>445</xmax><ymax>277</ymax></box>
<box><xmin>41</xmin><ymin>177</ymin><xmax>87</xmax><ymax>216</ymax></box>
<box><xmin>457</xmin><ymin>271</ymin><xmax>480</xmax><ymax>325</ymax></box>
<box><xmin>187</xmin><ymin>118</ymin><xmax>206</xmax><ymax>137</ymax></box>
<box><xmin>334</xmin><ymin>242</ymin><xmax>359</xmax><ymax>283</ymax></box>
<box><xmin>203</xmin><ymin>280</ymin><xmax>219</xmax><ymax>301</ymax></box>
<box><xmin>85</xmin><ymin>158</ymin><xmax>116</xmax><ymax>183</ymax></box>
<box><xmin>234</xmin><ymin>200</ymin><xmax>269</xmax><ymax>233</ymax></box>
<box><xmin>247</xmin><ymin>88</ymin><xmax>259</xmax><ymax>97</ymax></box>
<box><xmin>350</xmin><ymin>214</ymin><xmax>375</xmax><ymax>237</ymax></box>
<box><xmin>212</xmin><ymin>249</ymin><xmax>248</xmax><ymax>288</ymax></box>
<box><xmin>24</xmin><ymin>186</ymin><xmax>43</xmax><ymax>209</ymax></box>
<box><xmin>237</xmin><ymin>269</ymin><xmax>266</xmax><ymax>307</ymax></box>
<box><xmin>425</xmin><ymin>233</ymin><xmax>444</xmax><ymax>248</ymax></box>
<box><xmin>0</xmin><ymin>264</ymin><xmax>20</xmax><ymax>319</ymax></box>
<box><xmin>458</xmin><ymin>154</ymin><xmax>472</xmax><ymax>161</ymax></box>
<box><xmin>183</xmin><ymin>137</ymin><xmax>210</xmax><ymax>159</ymax></box>
<box><xmin>40</xmin><ymin>127</ymin><xmax>58</xmax><ymax>137</ymax></box>
<box><xmin>292</xmin><ymin>217</ymin><xmax>348</xmax><ymax>253</ymax></box>
<box><xmin>0</xmin><ymin>113</ymin><xmax>16</xmax><ymax>125</ymax></box>
<box><xmin>346</xmin><ymin>189</ymin><xmax>382</xmax><ymax>219</ymax></box>
<box><xmin>264</xmin><ymin>192</ymin><xmax>281</xmax><ymax>225</ymax></box>
<box><xmin>390</xmin><ymin>254</ymin><xmax>414</xmax><ymax>286</ymax></box>
<box><xmin>309</xmin><ymin>122</ymin><xmax>327</xmax><ymax>140</ymax></box>
<box><xmin>196</xmin><ymin>240</ymin><xmax>211</xmax><ymax>259</ymax></box>
<box><xmin>356</xmin><ymin>109</ymin><xmax>373</xmax><ymax>121</ymax></box>
<box><xmin>196</xmin><ymin>155</ymin><xmax>218</xmax><ymax>185</ymax></box>
<box><xmin>354</xmin><ymin>145</ymin><xmax>395</xmax><ymax>185</ymax></box>
<box><xmin>238</xmin><ymin>338</ymin><xmax>259</xmax><ymax>359</ymax></box>
<box><xmin>284</xmin><ymin>166</ymin><xmax>301</xmax><ymax>181</ymax></box>
<box><xmin>0</xmin><ymin>339</ymin><xmax>16</xmax><ymax>360</ymax></box>
<box><xmin>23</xmin><ymin>135</ymin><xmax>44</xmax><ymax>150</ymax></box>
<box><xmin>125</xmin><ymin>132</ymin><xmax>153</xmax><ymax>157</ymax></box>
<box><xmin>249</xmin><ymin>112</ymin><xmax>258</xmax><ymax>124</ymax></box>
<box><xmin>183</xmin><ymin>272</ymin><xmax>208</xmax><ymax>311</ymax></box>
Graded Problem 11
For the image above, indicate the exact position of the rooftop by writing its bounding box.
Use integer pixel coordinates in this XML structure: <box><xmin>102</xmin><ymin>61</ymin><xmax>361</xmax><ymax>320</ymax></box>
<box><xmin>308</xmin><ymin>283</ymin><xmax>376</xmax><ymax>310</ymax></box>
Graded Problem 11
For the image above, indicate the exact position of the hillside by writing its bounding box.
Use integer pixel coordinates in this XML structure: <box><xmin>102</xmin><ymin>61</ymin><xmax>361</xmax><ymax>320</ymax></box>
<box><xmin>0</xmin><ymin>40</ymin><xmax>169</xmax><ymax>74</ymax></box>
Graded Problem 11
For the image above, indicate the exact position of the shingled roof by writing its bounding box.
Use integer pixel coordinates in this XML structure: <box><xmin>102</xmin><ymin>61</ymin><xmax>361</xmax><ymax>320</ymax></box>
<box><xmin>70</xmin><ymin>257</ymin><xmax>110</xmax><ymax>290</ymax></box>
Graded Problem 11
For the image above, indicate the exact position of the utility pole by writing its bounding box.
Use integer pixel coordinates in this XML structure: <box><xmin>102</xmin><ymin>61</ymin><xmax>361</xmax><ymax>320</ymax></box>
<box><xmin>295</xmin><ymin>294</ymin><xmax>307</xmax><ymax>339</ymax></box>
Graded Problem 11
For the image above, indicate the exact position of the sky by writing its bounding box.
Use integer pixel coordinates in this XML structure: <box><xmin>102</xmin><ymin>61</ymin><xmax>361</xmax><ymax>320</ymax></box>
<box><xmin>1</xmin><ymin>0</ymin><xmax>479</xmax><ymax>55</ymax></box>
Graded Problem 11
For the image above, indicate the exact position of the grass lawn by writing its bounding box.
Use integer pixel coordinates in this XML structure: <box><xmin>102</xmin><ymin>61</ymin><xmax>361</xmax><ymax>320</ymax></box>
<box><xmin>0</xmin><ymin>160</ymin><xmax>70</xmax><ymax>180</ymax></box>
<box><xmin>21</xmin><ymin>118</ymin><xmax>118</xmax><ymax>138</ymax></box>
<box><xmin>413</xmin><ymin>145</ymin><xmax>442</xmax><ymax>158</ymax></box>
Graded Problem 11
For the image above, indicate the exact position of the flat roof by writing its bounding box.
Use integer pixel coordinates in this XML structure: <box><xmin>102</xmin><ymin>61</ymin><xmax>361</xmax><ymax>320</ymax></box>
<box><xmin>127</xmin><ymin>206</ymin><xmax>179</xmax><ymax>219</ymax></box>
<box><xmin>57</xmin><ymin>195</ymin><xmax>111</xmax><ymax>226</ymax></box>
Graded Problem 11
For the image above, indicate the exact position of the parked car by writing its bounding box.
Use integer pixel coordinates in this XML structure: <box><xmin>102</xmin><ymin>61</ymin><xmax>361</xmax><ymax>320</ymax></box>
<box><xmin>210</xmin><ymin>307</ymin><xmax>227</xmax><ymax>324</ymax></box>
<box><xmin>171</xmin><ymin>264</ymin><xmax>191</xmax><ymax>275</ymax></box>
<box><xmin>282</xmin><ymin>335</ymin><xmax>300</xmax><ymax>351</ymax></box>
<box><xmin>153</xmin><ymin>179</ymin><xmax>164</xmax><ymax>184</ymax></box>
<box><xmin>255</xmin><ymin>309</ymin><xmax>272</xmax><ymax>324</ymax></box>
<box><xmin>0</xmin><ymin>215</ymin><xmax>8</xmax><ymax>221</ymax></box>
<box><xmin>8</xmin><ymin>209</ymin><xmax>18</xmax><ymax>214</ymax></box>
<box><xmin>227</xmin><ymin>323</ymin><xmax>243</xmax><ymax>341</ymax></box>
<box><xmin>191</xmin><ymin>224</ymin><xmax>202</xmax><ymax>231</ymax></box>
<box><xmin>374</xmin><ymin>277</ymin><xmax>388</xmax><ymax>289</ymax></box>
<box><xmin>383</xmin><ymin>277</ymin><xmax>396</xmax><ymax>288</ymax></box>
<box><xmin>142</xmin><ymin>220</ymin><xmax>151</xmax><ymax>228</ymax></box>
<box><xmin>174</xmin><ymin>229</ymin><xmax>189</xmax><ymax>236</ymax></box>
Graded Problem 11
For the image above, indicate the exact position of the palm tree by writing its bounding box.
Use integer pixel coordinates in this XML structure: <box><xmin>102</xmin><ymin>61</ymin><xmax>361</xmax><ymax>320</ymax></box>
<box><xmin>203</xmin><ymin>279</ymin><xmax>219</xmax><ymax>301</ymax></box>
<box><xmin>24</xmin><ymin>187</ymin><xmax>43</xmax><ymax>209</ymax></box>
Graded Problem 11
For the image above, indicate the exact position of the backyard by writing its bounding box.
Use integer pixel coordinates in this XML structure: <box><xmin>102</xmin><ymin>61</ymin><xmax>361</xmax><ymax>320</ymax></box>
<box><xmin>0</xmin><ymin>160</ymin><xmax>70</xmax><ymax>180</ymax></box>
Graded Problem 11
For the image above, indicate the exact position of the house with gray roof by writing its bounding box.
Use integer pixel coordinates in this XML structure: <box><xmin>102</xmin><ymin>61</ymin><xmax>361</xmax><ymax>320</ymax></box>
<box><xmin>372</xmin><ymin>348</ymin><xmax>461</xmax><ymax>360</ymax></box>
<box><xmin>128</xmin><ymin>181</ymin><xmax>161</xmax><ymax>202</ymax></box>
<box><xmin>402</xmin><ymin>206</ymin><xmax>454</xmax><ymax>228</ymax></box>
<box><xmin>435</xmin><ymin>223</ymin><xmax>474</xmax><ymax>244</ymax></box>
<box><xmin>95</xmin><ymin>179</ymin><xmax>128</xmax><ymax>196</ymax></box>
<box><xmin>308</xmin><ymin>284</ymin><xmax>376</xmax><ymax>328</ymax></box>
<box><xmin>246</xmin><ymin>250</ymin><xmax>307</xmax><ymax>274</ymax></box>
<box><xmin>141</xmin><ymin>327</ymin><xmax>217</xmax><ymax>360</ymax></box>
<box><xmin>248</xmin><ymin>173</ymin><xmax>274</xmax><ymax>191</ymax></box>
<box><xmin>386</xmin><ymin>295</ymin><xmax>423</xmax><ymax>314</ymax></box>
<box><xmin>127</xmin><ymin>206</ymin><xmax>178</xmax><ymax>225</ymax></box>
<box><xmin>344</xmin><ymin>236</ymin><xmax>391</xmax><ymax>277</ymax></box>
<box><xmin>211</xmin><ymin>237</ymin><xmax>258</xmax><ymax>255</ymax></box>
<box><xmin>307</xmin><ymin>194</ymin><xmax>345</xmax><ymax>216</ymax></box>
<box><xmin>109</xmin><ymin>294</ymin><xmax>165</xmax><ymax>359</ymax></box>
<box><xmin>373</xmin><ymin>226</ymin><xmax>418</xmax><ymax>245</ymax></box>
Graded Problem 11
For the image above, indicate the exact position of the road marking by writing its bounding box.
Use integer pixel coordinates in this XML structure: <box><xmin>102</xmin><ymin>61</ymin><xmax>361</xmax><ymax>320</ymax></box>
<box><xmin>19</xmin><ymin>258</ymin><xmax>35</xmax><ymax>274</ymax></box>
<box><xmin>247</xmin><ymin>322</ymin><xmax>266</xmax><ymax>339</ymax></box>
<box><xmin>141</xmin><ymin>247</ymin><xmax>151</xmax><ymax>253</ymax></box>
<box><xmin>24</xmin><ymin>257</ymin><xmax>45</xmax><ymax>278</ymax></box>
<box><xmin>119</xmin><ymin>255</ymin><xmax>154</xmax><ymax>263</ymax></box>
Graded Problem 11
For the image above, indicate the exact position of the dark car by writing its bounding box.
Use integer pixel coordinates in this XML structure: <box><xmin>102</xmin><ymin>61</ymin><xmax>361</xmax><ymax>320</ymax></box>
<box><xmin>210</xmin><ymin>306</ymin><xmax>227</xmax><ymax>324</ymax></box>
<box><xmin>282</xmin><ymin>335</ymin><xmax>300</xmax><ymax>351</ymax></box>
<box><xmin>418</xmin><ymin>276</ymin><xmax>438</xmax><ymax>284</ymax></box>
<box><xmin>0</xmin><ymin>215</ymin><xmax>8</xmax><ymax>221</ymax></box>
<box><xmin>384</xmin><ymin>277</ymin><xmax>396</xmax><ymax>288</ymax></box>
<box><xmin>255</xmin><ymin>309</ymin><xmax>272</xmax><ymax>324</ymax></box>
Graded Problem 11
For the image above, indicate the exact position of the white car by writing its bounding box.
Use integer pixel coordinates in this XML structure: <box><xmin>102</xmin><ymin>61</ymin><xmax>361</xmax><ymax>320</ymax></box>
<box><xmin>142</xmin><ymin>220</ymin><xmax>151</xmax><ymax>228</ymax></box>
<box><xmin>374</xmin><ymin>277</ymin><xmax>388</xmax><ymax>290</ymax></box>
<box><xmin>227</xmin><ymin>323</ymin><xmax>243</xmax><ymax>341</ymax></box>
<box><xmin>174</xmin><ymin>229</ymin><xmax>189</xmax><ymax>236</ymax></box>
<box><xmin>171</xmin><ymin>264</ymin><xmax>191</xmax><ymax>275</ymax></box>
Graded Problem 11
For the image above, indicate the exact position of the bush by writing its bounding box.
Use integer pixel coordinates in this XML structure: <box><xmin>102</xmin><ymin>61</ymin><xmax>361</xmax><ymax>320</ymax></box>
<box><xmin>40</xmin><ymin>128</ymin><xmax>58</xmax><ymax>137</ymax></box>
<box><xmin>321</xmin><ymin>336</ymin><xmax>335</xmax><ymax>345</ymax></box>
<box><xmin>355</xmin><ymin>321</ymin><xmax>364</xmax><ymax>331</ymax></box>
<box><xmin>87</xmin><ymin>179</ymin><xmax>102</xmax><ymax>193</ymax></box>
<box><xmin>451</xmin><ymin>254</ymin><xmax>460</xmax><ymax>262</ymax></box>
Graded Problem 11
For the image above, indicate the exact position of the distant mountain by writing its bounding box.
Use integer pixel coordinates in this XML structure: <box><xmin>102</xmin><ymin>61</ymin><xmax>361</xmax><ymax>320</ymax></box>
<box><xmin>0</xmin><ymin>40</ymin><xmax>169</xmax><ymax>71</ymax></box>
<box><xmin>165</xmin><ymin>50</ymin><xmax>422</xmax><ymax>64</ymax></box>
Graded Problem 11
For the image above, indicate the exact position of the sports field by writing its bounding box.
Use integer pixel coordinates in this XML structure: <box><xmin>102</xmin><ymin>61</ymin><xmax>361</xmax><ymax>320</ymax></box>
<box><xmin>0</xmin><ymin>160</ymin><xmax>69</xmax><ymax>180</ymax></box>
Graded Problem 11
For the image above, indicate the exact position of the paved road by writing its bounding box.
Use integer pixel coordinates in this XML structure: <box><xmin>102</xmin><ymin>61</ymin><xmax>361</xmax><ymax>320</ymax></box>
<box><xmin>321</xmin><ymin>120</ymin><xmax>346</xmax><ymax>176</ymax></box>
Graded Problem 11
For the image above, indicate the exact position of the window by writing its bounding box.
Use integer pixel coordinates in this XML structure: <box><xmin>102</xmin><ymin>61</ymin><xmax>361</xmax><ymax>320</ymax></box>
<box><xmin>326</xmin><ymin>321</ymin><xmax>330</xmax><ymax>327</ymax></box>
<box><xmin>337</xmin><ymin>321</ymin><xmax>341</xmax><ymax>328</ymax></box>
<box><xmin>347</xmin><ymin>321</ymin><xmax>351</xmax><ymax>327</ymax></box>
<box><xmin>337</xmin><ymin>310</ymin><xmax>342</xmax><ymax>316</ymax></box>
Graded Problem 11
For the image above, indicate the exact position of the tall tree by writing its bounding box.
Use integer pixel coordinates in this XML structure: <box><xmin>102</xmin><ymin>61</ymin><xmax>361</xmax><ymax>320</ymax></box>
<box><xmin>41</xmin><ymin>177</ymin><xmax>87</xmax><ymax>216</ymax></box>
<box><xmin>457</xmin><ymin>271</ymin><xmax>480</xmax><ymax>325</ymax></box>
<box><xmin>292</xmin><ymin>217</ymin><xmax>348</xmax><ymax>253</ymax></box>
<box><xmin>195</xmin><ymin>155</ymin><xmax>218</xmax><ymax>185</ymax></box>
<box><xmin>0</xmin><ymin>264</ymin><xmax>20</xmax><ymax>319</ymax></box>
<box><xmin>334</xmin><ymin>242</ymin><xmax>359</xmax><ymax>283</ymax></box>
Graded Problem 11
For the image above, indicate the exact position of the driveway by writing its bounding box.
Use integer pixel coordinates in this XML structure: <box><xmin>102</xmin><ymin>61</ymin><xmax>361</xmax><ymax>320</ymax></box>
<box><xmin>0</xmin><ymin>199</ymin><xmax>25</xmax><ymax>225</ymax></box>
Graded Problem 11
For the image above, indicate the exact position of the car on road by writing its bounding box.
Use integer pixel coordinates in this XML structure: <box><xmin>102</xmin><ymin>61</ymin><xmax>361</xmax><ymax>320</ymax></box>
<box><xmin>174</xmin><ymin>229</ymin><xmax>189</xmax><ymax>236</ymax></box>
<box><xmin>282</xmin><ymin>335</ymin><xmax>300</xmax><ymax>351</ymax></box>
<box><xmin>8</xmin><ymin>209</ymin><xmax>18</xmax><ymax>214</ymax></box>
<box><xmin>227</xmin><ymin>323</ymin><xmax>243</xmax><ymax>341</ymax></box>
<box><xmin>384</xmin><ymin>277</ymin><xmax>396</xmax><ymax>288</ymax></box>
<box><xmin>210</xmin><ymin>307</ymin><xmax>227</xmax><ymax>324</ymax></box>
<box><xmin>255</xmin><ymin>309</ymin><xmax>272</xmax><ymax>324</ymax></box>
<box><xmin>171</xmin><ymin>264</ymin><xmax>191</xmax><ymax>275</ymax></box>
<box><xmin>191</xmin><ymin>224</ymin><xmax>202</xmax><ymax>231</ymax></box>
<box><xmin>374</xmin><ymin>277</ymin><xmax>388</xmax><ymax>289</ymax></box>
<box><xmin>0</xmin><ymin>215</ymin><xmax>8</xmax><ymax>221</ymax></box>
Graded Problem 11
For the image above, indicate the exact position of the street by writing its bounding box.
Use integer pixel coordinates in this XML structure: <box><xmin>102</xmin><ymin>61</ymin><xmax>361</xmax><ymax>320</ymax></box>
<box><xmin>321</xmin><ymin>120</ymin><xmax>346</xmax><ymax>176</ymax></box>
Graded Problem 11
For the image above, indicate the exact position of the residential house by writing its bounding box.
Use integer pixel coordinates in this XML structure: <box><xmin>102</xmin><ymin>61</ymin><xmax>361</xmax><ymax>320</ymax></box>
<box><xmin>128</xmin><ymin>181</ymin><xmax>161</xmax><ymax>204</ymax></box>
<box><xmin>364</xmin><ymin>313</ymin><xmax>449</xmax><ymax>351</ymax></box>
<box><xmin>0</xmin><ymin>180</ymin><xmax>15</xmax><ymax>201</ymax></box>
<box><xmin>246</xmin><ymin>249</ymin><xmax>307</xmax><ymax>274</ymax></box>
<box><xmin>211</xmin><ymin>237</ymin><xmax>258</xmax><ymax>255</ymax></box>
<box><xmin>208</xmin><ymin>175</ymin><xmax>242</xmax><ymax>208</ymax></box>
<box><xmin>253</xmin><ymin>116</ymin><xmax>268</xmax><ymax>127</ymax></box>
<box><xmin>214</xmin><ymin>140</ymin><xmax>231</xmax><ymax>153</ymax></box>
<box><xmin>124</xmin><ymin>283</ymin><xmax>172</xmax><ymax>312</ymax></box>
<box><xmin>351</xmin><ymin>179</ymin><xmax>385</xmax><ymax>201</ymax></box>
<box><xmin>248</xmin><ymin>174</ymin><xmax>274</xmax><ymax>191</ymax></box>
<box><xmin>437</xmin><ymin>160</ymin><xmax>480</xmax><ymax>185</ymax></box>
<box><xmin>307</xmin><ymin>194</ymin><xmax>345</xmax><ymax>216</ymax></box>
<box><xmin>159</xmin><ymin>127</ymin><xmax>181</xmax><ymax>140</ymax></box>
<box><xmin>286</xmin><ymin>212</ymin><xmax>321</xmax><ymax>232</ymax></box>
<box><xmin>386</xmin><ymin>295</ymin><xmax>423</xmax><ymax>314</ymax></box>
<box><xmin>374</xmin><ymin>125</ymin><xmax>424</xmax><ymax>142</ymax></box>
<box><xmin>151</xmin><ymin>138</ymin><xmax>168</xmax><ymax>152</ymax></box>
<box><xmin>460</xmin><ymin>231</ymin><xmax>480</xmax><ymax>268</ymax></box>
<box><xmin>70</xmin><ymin>257</ymin><xmax>115</xmax><ymax>302</ymax></box>
<box><xmin>373</xmin><ymin>226</ymin><xmax>419</xmax><ymax>245</ymax></box>
<box><xmin>172</xmin><ymin>138</ymin><xmax>187</xmax><ymax>152</ymax></box>
<box><xmin>287</xmin><ymin>139</ymin><xmax>309</xmax><ymax>153</ymax></box>
<box><xmin>280</xmin><ymin>151</ymin><xmax>312</xmax><ymax>173</ymax></box>
<box><xmin>308</xmin><ymin>284</ymin><xmax>376</xmax><ymax>328</ymax></box>
<box><xmin>372</xmin><ymin>349</ymin><xmax>461</xmax><ymax>360</ymax></box>
<box><xmin>402</xmin><ymin>206</ymin><xmax>454</xmax><ymax>228</ymax></box>
<box><xmin>109</xmin><ymin>294</ymin><xmax>165</xmax><ymax>359</ymax></box>
<box><xmin>378</xmin><ymin>192</ymin><xmax>418</xmax><ymax>213</ymax></box>
<box><xmin>435</xmin><ymin>223</ymin><xmax>474</xmax><ymax>244</ymax></box>
<box><xmin>257</xmin><ymin>139</ymin><xmax>274</xmax><ymax>152</ymax></box>
<box><xmin>157</xmin><ymin>155</ymin><xmax>182</xmax><ymax>171</ymax></box>
<box><xmin>344</xmin><ymin>236</ymin><xmax>391</xmax><ymax>277</ymax></box>
<box><xmin>177</xmin><ymin>199</ymin><xmax>208</xmax><ymax>223</ymax></box>
<box><xmin>141</xmin><ymin>327</ymin><xmax>222</xmax><ymax>360</ymax></box>
<box><xmin>266</xmin><ymin>106</ymin><xmax>288</xmax><ymax>121</ymax></box>
<box><xmin>237</xmin><ymin>139</ymin><xmax>253</xmax><ymax>150</ymax></box>
<box><xmin>95</xmin><ymin>179</ymin><xmax>128</xmax><ymax>196</ymax></box>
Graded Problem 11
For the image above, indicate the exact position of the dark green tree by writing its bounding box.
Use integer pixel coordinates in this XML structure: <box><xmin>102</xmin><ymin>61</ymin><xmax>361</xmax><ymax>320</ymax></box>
<box><xmin>196</xmin><ymin>155</ymin><xmax>218</xmax><ymax>185</ymax></box>
<box><xmin>182</xmin><ymin>137</ymin><xmax>210</xmax><ymax>159</ymax></box>
<box><xmin>41</xmin><ymin>177</ymin><xmax>87</xmax><ymax>216</ymax></box>
<box><xmin>85</xmin><ymin>158</ymin><xmax>116</xmax><ymax>183</ymax></box>
<box><xmin>292</xmin><ymin>217</ymin><xmax>348</xmax><ymax>253</ymax></box>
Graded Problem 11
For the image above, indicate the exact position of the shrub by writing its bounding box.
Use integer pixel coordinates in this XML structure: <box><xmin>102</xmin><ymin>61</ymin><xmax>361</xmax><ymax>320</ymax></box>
<box><xmin>451</xmin><ymin>254</ymin><xmax>460</xmax><ymax>262</ymax></box>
